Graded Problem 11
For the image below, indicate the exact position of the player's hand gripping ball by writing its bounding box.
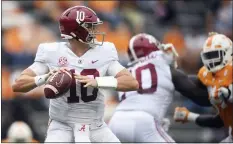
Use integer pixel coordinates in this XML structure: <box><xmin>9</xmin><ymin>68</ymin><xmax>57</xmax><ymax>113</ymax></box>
<box><xmin>44</xmin><ymin>68</ymin><xmax>72</xmax><ymax>99</ymax></box>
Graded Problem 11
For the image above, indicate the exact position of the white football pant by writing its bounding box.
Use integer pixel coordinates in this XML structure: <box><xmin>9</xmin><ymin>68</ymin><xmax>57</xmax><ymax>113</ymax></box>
<box><xmin>109</xmin><ymin>111</ymin><xmax>175</xmax><ymax>143</ymax></box>
<box><xmin>45</xmin><ymin>119</ymin><xmax>120</xmax><ymax>143</ymax></box>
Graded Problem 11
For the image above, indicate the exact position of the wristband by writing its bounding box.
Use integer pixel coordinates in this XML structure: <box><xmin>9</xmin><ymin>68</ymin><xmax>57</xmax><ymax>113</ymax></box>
<box><xmin>95</xmin><ymin>76</ymin><xmax>117</xmax><ymax>88</ymax></box>
<box><xmin>187</xmin><ymin>112</ymin><xmax>200</xmax><ymax>122</ymax></box>
<box><xmin>34</xmin><ymin>74</ymin><xmax>48</xmax><ymax>86</ymax></box>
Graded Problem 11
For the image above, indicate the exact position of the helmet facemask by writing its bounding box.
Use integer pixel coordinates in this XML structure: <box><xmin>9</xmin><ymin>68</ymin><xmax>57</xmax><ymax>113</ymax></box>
<box><xmin>201</xmin><ymin>47</ymin><xmax>232</xmax><ymax>72</ymax></box>
<box><xmin>201</xmin><ymin>33</ymin><xmax>233</xmax><ymax>73</ymax></box>
<box><xmin>79</xmin><ymin>21</ymin><xmax>105</xmax><ymax>46</ymax></box>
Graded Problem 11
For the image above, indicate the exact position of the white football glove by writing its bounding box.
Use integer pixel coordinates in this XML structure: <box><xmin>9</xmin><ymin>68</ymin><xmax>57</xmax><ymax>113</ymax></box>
<box><xmin>218</xmin><ymin>84</ymin><xmax>233</xmax><ymax>103</ymax></box>
<box><xmin>173</xmin><ymin>107</ymin><xmax>189</xmax><ymax>123</ymax></box>
<box><xmin>161</xmin><ymin>43</ymin><xmax>179</xmax><ymax>57</ymax></box>
<box><xmin>160</xmin><ymin>43</ymin><xmax>179</xmax><ymax>68</ymax></box>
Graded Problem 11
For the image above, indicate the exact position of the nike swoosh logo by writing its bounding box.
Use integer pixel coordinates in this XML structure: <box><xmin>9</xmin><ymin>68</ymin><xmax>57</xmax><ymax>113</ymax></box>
<box><xmin>38</xmin><ymin>78</ymin><xmax>42</xmax><ymax>82</ymax></box>
<box><xmin>97</xmin><ymin>124</ymin><xmax>103</xmax><ymax>127</ymax></box>
<box><xmin>92</xmin><ymin>60</ymin><xmax>98</xmax><ymax>64</ymax></box>
<box><xmin>56</xmin><ymin>74</ymin><xmax>64</xmax><ymax>87</ymax></box>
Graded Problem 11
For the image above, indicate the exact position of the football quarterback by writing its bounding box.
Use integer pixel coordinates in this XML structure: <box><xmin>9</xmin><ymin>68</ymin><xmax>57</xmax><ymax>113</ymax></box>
<box><xmin>12</xmin><ymin>6</ymin><xmax>138</xmax><ymax>143</ymax></box>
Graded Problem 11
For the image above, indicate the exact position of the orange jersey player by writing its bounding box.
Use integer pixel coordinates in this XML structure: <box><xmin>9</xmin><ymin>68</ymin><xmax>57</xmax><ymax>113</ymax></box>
<box><xmin>174</xmin><ymin>32</ymin><xmax>233</xmax><ymax>143</ymax></box>
<box><xmin>1</xmin><ymin>121</ymin><xmax>39</xmax><ymax>143</ymax></box>
<box><xmin>198</xmin><ymin>62</ymin><xmax>233</xmax><ymax>128</ymax></box>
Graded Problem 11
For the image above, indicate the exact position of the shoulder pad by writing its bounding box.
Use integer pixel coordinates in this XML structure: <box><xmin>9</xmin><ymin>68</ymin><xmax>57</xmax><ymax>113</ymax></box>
<box><xmin>34</xmin><ymin>42</ymin><xmax>62</xmax><ymax>63</ymax></box>
<box><xmin>100</xmin><ymin>42</ymin><xmax>119</xmax><ymax>61</ymax></box>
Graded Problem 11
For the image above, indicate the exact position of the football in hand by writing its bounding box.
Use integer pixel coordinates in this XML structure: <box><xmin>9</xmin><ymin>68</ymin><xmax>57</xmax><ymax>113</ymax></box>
<box><xmin>44</xmin><ymin>70</ymin><xmax>73</xmax><ymax>99</ymax></box>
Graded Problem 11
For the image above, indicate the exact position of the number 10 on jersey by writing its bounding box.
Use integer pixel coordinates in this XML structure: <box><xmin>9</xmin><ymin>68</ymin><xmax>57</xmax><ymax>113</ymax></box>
<box><xmin>67</xmin><ymin>69</ymin><xmax>99</xmax><ymax>103</ymax></box>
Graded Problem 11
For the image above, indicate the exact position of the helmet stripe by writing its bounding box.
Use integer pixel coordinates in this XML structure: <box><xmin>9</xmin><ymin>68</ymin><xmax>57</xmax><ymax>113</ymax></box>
<box><xmin>206</xmin><ymin>35</ymin><xmax>215</xmax><ymax>48</ymax></box>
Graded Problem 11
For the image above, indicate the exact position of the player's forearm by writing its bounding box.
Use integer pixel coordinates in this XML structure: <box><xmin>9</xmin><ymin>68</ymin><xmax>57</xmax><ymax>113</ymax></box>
<box><xmin>95</xmin><ymin>75</ymin><xmax>138</xmax><ymax>91</ymax></box>
<box><xmin>183</xmin><ymin>89</ymin><xmax>211</xmax><ymax>106</ymax></box>
<box><xmin>187</xmin><ymin>112</ymin><xmax>224</xmax><ymax>128</ymax></box>
<box><xmin>12</xmin><ymin>73</ymin><xmax>50</xmax><ymax>93</ymax></box>
<box><xmin>172</xmin><ymin>68</ymin><xmax>211</xmax><ymax>106</ymax></box>
<box><xmin>195</xmin><ymin>115</ymin><xmax>224</xmax><ymax>128</ymax></box>
<box><xmin>12</xmin><ymin>75</ymin><xmax>37</xmax><ymax>92</ymax></box>
<box><xmin>116</xmin><ymin>75</ymin><xmax>139</xmax><ymax>91</ymax></box>
<box><xmin>96</xmin><ymin>67</ymin><xmax>138</xmax><ymax>91</ymax></box>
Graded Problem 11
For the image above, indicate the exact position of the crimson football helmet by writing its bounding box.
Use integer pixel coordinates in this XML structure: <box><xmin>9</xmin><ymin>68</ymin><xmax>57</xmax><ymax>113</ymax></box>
<box><xmin>127</xmin><ymin>33</ymin><xmax>162</xmax><ymax>64</ymax></box>
<box><xmin>59</xmin><ymin>6</ymin><xmax>105</xmax><ymax>45</ymax></box>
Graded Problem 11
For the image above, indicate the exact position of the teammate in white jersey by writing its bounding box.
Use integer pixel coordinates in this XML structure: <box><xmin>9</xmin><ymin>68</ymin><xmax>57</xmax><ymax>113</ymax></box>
<box><xmin>12</xmin><ymin>6</ymin><xmax>139</xmax><ymax>143</ymax></box>
<box><xmin>109</xmin><ymin>33</ymin><xmax>211</xmax><ymax>143</ymax></box>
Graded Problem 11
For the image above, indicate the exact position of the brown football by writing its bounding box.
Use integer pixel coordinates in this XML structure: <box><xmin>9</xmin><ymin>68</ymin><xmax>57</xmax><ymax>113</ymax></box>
<box><xmin>44</xmin><ymin>70</ymin><xmax>72</xmax><ymax>99</ymax></box>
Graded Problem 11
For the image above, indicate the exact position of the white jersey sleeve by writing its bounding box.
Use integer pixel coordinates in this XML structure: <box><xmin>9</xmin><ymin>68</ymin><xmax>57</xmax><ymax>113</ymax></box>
<box><xmin>34</xmin><ymin>44</ymin><xmax>48</xmax><ymax>63</ymax></box>
<box><xmin>28</xmin><ymin>62</ymin><xmax>49</xmax><ymax>76</ymax></box>
<box><xmin>28</xmin><ymin>44</ymin><xmax>50</xmax><ymax>75</ymax></box>
<box><xmin>106</xmin><ymin>42</ymin><xmax>119</xmax><ymax>61</ymax></box>
<box><xmin>105</xmin><ymin>42</ymin><xmax>125</xmax><ymax>76</ymax></box>
<box><xmin>107</xmin><ymin>61</ymin><xmax>125</xmax><ymax>77</ymax></box>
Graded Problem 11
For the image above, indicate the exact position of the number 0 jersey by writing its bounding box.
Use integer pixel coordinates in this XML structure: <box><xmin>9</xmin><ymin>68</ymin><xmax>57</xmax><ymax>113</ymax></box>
<box><xmin>34</xmin><ymin>42</ymin><xmax>124</xmax><ymax>124</ymax></box>
<box><xmin>116</xmin><ymin>51</ymin><xmax>175</xmax><ymax>121</ymax></box>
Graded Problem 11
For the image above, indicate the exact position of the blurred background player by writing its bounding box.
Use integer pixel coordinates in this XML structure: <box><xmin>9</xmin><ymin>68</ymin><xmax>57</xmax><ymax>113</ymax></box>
<box><xmin>11</xmin><ymin>5</ymin><xmax>138</xmax><ymax>143</ymax></box>
<box><xmin>1</xmin><ymin>121</ymin><xmax>39</xmax><ymax>143</ymax></box>
<box><xmin>2</xmin><ymin>1</ymin><xmax>232</xmax><ymax>143</ymax></box>
<box><xmin>174</xmin><ymin>32</ymin><xmax>233</xmax><ymax>143</ymax></box>
<box><xmin>109</xmin><ymin>34</ymin><xmax>177</xmax><ymax>142</ymax></box>
<box><xmin>109</xmin><ymin>33</ymin><xmax>213</xmax><ymax>142</ymax></box>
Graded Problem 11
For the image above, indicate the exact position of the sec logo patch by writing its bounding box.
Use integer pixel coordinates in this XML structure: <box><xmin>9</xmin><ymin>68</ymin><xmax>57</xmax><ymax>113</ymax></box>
<box><xmin>58</xmin><ymin>56</ymin><xmax>68</xmax><ymax>66</ymax></box>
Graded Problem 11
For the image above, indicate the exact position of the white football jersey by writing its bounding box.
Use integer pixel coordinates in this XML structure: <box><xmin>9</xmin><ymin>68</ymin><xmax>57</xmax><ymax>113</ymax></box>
<box><xmin>34</xmin><ymin>42</ymin><xmax>123</xmax><ymax>124</ymax></box>
<box><xmin>116</xmin><ymin>51</ymin><xmax>175</xmax><ymax>121</ymax></box>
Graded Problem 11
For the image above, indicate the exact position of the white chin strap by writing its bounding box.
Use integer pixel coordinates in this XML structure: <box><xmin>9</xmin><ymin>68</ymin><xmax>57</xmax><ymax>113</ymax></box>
<box><xmin>80</xmin><ymin>38</ymin><xmax>103</xmax><ymax>47</ymax></box>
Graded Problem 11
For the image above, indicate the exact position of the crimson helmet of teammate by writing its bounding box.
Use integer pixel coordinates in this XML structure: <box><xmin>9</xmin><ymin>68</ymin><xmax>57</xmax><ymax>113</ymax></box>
<box><xmin>127</xmin><ymin>33</ymin><xmax>162</xmax><ymax>64</ymax></box>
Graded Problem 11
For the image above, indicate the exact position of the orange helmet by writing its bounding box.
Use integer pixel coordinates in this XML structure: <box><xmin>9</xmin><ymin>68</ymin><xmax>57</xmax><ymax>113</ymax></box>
<box><xmin>201</xmin><ymin>32</ymin><xmax>232</xmax><ymax>72</ymax></box>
